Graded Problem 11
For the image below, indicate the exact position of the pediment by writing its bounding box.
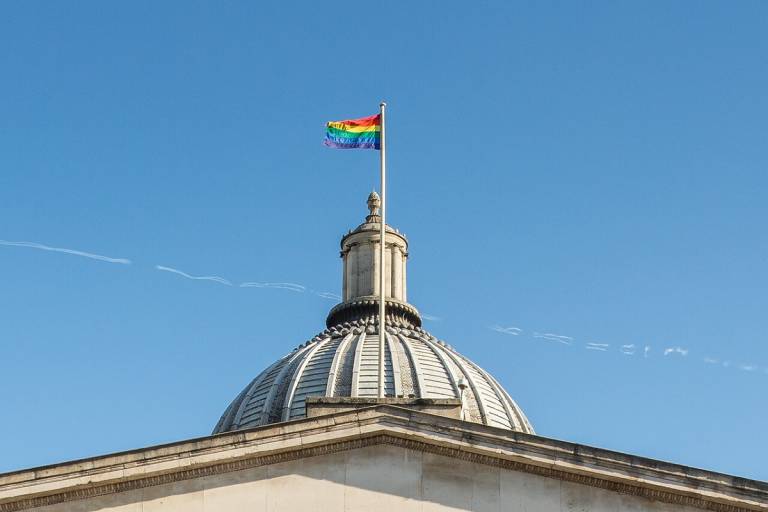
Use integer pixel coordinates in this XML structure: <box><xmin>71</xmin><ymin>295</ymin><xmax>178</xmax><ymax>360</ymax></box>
<box><xmin>0</xmin><ymin>406</ymin><xmax>765</xmax><ymax>512</ymax></box>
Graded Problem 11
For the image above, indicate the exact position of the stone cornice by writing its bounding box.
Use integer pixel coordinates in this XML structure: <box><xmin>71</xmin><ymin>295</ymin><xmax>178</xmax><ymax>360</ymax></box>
<box><xmin>325</xmin><ymin>297</ymin><xmax>422</xmax><ymax>327</ymax></box>
<box><xmin>0</xmin><ymin>406</ymin><xmax>765</xmax><ymax>512</ymax></box>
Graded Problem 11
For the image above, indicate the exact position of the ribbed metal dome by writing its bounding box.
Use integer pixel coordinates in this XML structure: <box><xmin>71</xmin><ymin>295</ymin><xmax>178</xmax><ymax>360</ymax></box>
<box><xmin>213</xmin><ymin>314</ymin><xmax>533</xmax><ymax>434</ymax></box>
<box><xmin>213</xmin><ymin>193</ymin><xmax>533</xmax><ymax>434</ymax></box>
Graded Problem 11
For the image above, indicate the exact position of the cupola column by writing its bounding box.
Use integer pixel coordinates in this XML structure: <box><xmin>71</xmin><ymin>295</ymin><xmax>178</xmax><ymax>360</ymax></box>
<box><xmin>391</xmin><ymin>244</ymin><xmax>403</xmax><ymax>300</ymax></box>
<box><xmin>340</xmin><ymin>192</ymin><xmax>408</xmax><ymax>303</ymax></box>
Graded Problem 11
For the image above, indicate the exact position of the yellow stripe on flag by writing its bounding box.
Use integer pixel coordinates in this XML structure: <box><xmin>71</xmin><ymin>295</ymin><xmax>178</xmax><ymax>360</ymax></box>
<box><xmin>326</xmin><ymin>122</ymin><xmax>381</xmax><ymax>133</ymax></box>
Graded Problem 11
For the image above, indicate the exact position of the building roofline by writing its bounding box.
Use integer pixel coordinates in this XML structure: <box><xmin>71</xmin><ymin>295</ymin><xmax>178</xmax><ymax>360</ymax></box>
<box><xmin>0</xmin><ymin>405</ymin><xmax>765</xmax><ymax>512</ymax></box>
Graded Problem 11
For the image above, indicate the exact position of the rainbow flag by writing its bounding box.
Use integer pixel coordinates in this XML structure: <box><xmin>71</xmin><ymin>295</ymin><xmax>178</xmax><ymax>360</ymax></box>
<box><xmin>324</xmin><ymin>114</ymin><xmax>381</xmax><ymax>149</ymax></box>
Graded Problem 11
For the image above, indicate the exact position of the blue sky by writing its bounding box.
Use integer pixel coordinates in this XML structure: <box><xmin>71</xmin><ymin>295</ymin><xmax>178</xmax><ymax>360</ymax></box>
<box><xmin>1</xmin><ymin>2</ymin><xmax>766</xmax><ymax>480</ymax></box>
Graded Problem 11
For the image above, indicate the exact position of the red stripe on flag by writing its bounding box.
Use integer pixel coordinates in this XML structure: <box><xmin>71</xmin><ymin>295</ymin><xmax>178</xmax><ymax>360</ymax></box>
<box><xmin>332</xmin><ymin>114</ymin><xmax>380</xmax><ymax>127</ymax></box>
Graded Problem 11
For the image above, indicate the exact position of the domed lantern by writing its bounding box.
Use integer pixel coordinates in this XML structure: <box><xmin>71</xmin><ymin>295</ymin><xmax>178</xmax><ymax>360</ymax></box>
<box><xmin>214</xmin><ymin>194</ymin><xmax>533</xmax><ymax>434</ymax></box>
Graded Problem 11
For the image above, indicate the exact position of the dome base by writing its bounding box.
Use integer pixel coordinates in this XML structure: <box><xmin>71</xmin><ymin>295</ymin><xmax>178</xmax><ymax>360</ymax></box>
<box><xmin>325</xmin><ymin>297</ymin><xmax>422</xmax><ymax>328</ymax></box>
<box><xmin>305</xmin><ymin>397</ymin><xmax>462</xmax><ymax>420</ymax></box>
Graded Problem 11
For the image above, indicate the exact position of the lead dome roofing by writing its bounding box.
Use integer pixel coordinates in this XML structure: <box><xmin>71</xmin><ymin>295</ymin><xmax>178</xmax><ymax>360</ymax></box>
<box><xmin>213</xmin><ymin>315</ymin><xmax>534</xmax><ymax>434</ymax></box>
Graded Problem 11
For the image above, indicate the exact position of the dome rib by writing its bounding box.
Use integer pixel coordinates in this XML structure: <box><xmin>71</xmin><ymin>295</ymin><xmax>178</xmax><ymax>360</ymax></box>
<box><xmin>259</xmin><ymin>343</ymin><xmax>315</xmax><ymax>425</ymax></box>
<box><xmin>385</xmin><ymin>333</ymin><xmax>403</xmax><ymax>397</ymax></box>
<box><xmin>420</xmin><ymin>337</ymin><xmax>461</xmax><ymax>399</ymax></box>
<box><xmin>281</xmin><ymin>338</ymin><xmax>330</xmax><ymax>422</ymax></box>
<box><xmin>288</xmin><ymin>335</ymin><xmax>345</xmax><ymax>421</ymax></box>
<box><xmin>349</xmin><ymin>332</ymin><xmax>365</xmax><ymax>397</ymax></box>
<box><xmin>397</xmin><ymin>334</ymin><xmax>426</xmax><ymax>397</ymax></box>
<box><xmin>325</xmin><ymin>332</ymin><xmax>356</xmax><ymax>396</ymax></box>
<box><xmin>454</xmin><ymin>351</ymin><xmax>510</xmax><ymax>429</ymax></box>
<box><xmin>212</xmin><ymin>388</ymin><xmax>244</xmax><ymax>434</ymax></box>
<box><xmin>488</xmin><ymin>373</ymin><xmax>535</xmax><ymax>433</ymax></box>
<box><xmin>478</xmin><ymin>364</ymin><xmax>518</xmax><ymax>430</ymax></box>
<box><xmin>231</xmin><ymin>358</ymin><xmax>282</xmax><ymax>427</ymax></box>
<box><xmin>432</xmin><ymin>341</ymin><xmax>488</xmax><ymax>424</ymax></box>
<box><xmin>408</xmin><ymin>336</ymin><xmax>455</xmax><ymax>398</ymax></box>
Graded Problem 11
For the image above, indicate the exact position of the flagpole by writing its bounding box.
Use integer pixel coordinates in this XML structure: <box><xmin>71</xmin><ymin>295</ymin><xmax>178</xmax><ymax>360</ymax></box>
<box><xmin>378</xmin><ymin>101</ymin><xmax>387</xmax><ymax>399</ymax></box>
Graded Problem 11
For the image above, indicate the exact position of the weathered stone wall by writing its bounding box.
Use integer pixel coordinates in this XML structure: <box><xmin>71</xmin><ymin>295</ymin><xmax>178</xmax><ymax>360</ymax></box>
<box><xmin>34</xmin><ymin>444</ymin><xmax>703</xmax><ymax>512</ymax></box>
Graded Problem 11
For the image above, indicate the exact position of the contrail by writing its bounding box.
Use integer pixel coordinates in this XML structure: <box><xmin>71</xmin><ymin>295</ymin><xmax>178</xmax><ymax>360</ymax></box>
<box><xmin>312</xmin><ymin>290</ymin><xmax>341</xmax><ymax>301</ymax></box>
<box><xmin>705</xmin><ymin>358</ymin><xmax>762</xmax><ymax>373</ymax></box>
<box><xmin>491</xmin><ymin>325</ymin><xmax>522</xmax><ymax>335</ymax></box>
<box><xmin>240</xmin><ymin>282</ymin><xmax>306</xmax><ymax>293</ymax></box>
<box><xmin>664</xmin><ymin>347</ymin><xmax>688</xmax><ymax>357</ymax></box>
<box><xmin>0</xmin><ymin>240</ymin><xmax>131</xmax><ymax>265</ymax></box>
<box><xmin>487</xmin><ymin>322</ymin><xmax>766</xmax><ymax>377</ymax></box>
<box><xmin>155</xmin><ymin>265</ymin><xmax>232</xmax><ymax>286</ymax></box>
<box><xmin>6</xmin><ymin>244</ymin><xmax>762</xmax><ymax>376</ymax></box>
<box><xmin>533</xmin><ymin>332</ymin><xmax>572</xmax><ymax>344</ymax></box>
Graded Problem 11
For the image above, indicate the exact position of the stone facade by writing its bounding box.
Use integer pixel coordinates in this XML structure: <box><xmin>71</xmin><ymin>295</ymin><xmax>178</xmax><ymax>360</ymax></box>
<box><xmin>1</xmin><ymin>406</ymin><xmax>765</xmax><ymax>512</ymax></box>
<box><xmin>22</xmin><ymin>446</ymin><xmax>734</xmax><ymax>512</ymax></box>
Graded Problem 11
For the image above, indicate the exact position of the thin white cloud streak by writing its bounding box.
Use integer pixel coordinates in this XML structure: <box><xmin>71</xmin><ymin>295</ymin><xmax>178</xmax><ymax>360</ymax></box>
<box><xmin>154</xmin><ymin>267</ymin><xmax>335</xmax><ymax>298</ymax></box>
<box><xmin>240</xmin><ymin>282</ymin><xmax>306</xmax><ymax>293</ymax></box>
<box><xmin>533</xmin><ymin>332</ymin><xmax>572</xmax><ymax>344</ymax></box>
<box><xmin>6</xmin><ymin>246</ymin><xmax>760</xmax><ymax>375</ymax></box>
<box><xmin>0</xmin><ymin>240</ymin><xmax>131</xmax><ymax>265</ymax></box>
<box><xmin>156</xmin><ymin>265</ymin><xmax>233</xmax><ymax>286</ymax></box>
<box><xmin>491</xmin><ymin>325</ymin><xmax>522</xmax><ymax>335</ymax></box>
<box><xmin>153</xmin><ymin>268</ymin><xmax>321</xmax><ymax>296</ymax></box>
<box><xmin>705</xmin><ymin>357</ymin><xmax>765</xmax><ymax>373</ymax></box>
<box><xmin>489</xmin><ymin>322</ymin><xmax>766</xmax><ymax>377</ymax></box>
<box><xmin>312</xmin><ymin>290</ymin><xmax>341</xmax><ymax>301</ymax></box>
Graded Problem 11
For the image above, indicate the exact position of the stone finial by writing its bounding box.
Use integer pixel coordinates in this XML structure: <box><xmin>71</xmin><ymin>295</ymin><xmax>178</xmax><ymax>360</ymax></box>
<box><xmin>367</xmin><ymin>191</ymin><xmax>381</xmax><ymax>217</ymax></box>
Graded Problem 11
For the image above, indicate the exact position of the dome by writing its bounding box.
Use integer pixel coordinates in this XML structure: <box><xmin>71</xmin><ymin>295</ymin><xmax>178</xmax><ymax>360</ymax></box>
<box><xmin>213</xmin><ymin>316</ymin><xmax>533</xmax><ymax>433</ymax></box>
<box><xmin>213</xmin><ymin>193</ymin><xmax>534</xmax><ymax>435</ymax></box>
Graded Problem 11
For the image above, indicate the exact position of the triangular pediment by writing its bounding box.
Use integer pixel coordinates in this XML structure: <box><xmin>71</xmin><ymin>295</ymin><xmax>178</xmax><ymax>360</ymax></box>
<box><xmin>0</xmin><ymin>406</ymin><xmax>765</xmax><ymax>512</ymax></box>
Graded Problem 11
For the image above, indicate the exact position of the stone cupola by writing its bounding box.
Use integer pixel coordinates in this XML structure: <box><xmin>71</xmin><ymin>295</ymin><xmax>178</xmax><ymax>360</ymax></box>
<box><xmin>341</xmin><ymin>191</ymin><xmax>408</xmax><ymax>302</ymax></box>
<box><xmin>325</xmin><ymin>191</ymin><xmax>420</xmax><ymax>328</ymax></box>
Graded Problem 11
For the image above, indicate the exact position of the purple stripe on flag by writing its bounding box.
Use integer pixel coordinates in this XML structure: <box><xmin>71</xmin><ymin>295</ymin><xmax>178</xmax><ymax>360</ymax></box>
<box><xmin>324</xmin><ymin>136</ymin><xmax>380</xmax><ymax>150</ymax></box>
